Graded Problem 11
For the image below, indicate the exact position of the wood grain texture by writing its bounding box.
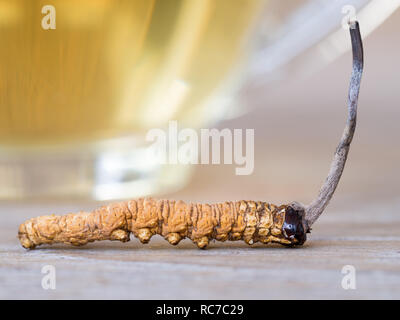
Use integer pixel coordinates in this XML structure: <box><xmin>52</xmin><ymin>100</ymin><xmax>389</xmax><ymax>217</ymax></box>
<box><xmin>1</xmin><ymin>199</ymin><xmax>400</xmax><ymax>299</ymax></box>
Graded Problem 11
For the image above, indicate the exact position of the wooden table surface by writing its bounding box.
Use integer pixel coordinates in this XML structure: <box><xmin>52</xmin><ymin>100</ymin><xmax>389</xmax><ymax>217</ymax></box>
<box><xmin>1</xmin><ymin>6</ymin><xmax>400</xmax><ymax>301</ymax></box>
<box><xmin>1</xmin><ymin>197</ymin><xmax>399</xmax><ymax>299</ymax></box>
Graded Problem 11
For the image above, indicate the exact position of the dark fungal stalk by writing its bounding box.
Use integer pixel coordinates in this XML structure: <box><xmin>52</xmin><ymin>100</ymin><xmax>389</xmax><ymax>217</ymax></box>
<box><xmin>305</xmin><ymin>21</ymin><xmax>364</xmax><ymax>228</ymax></box>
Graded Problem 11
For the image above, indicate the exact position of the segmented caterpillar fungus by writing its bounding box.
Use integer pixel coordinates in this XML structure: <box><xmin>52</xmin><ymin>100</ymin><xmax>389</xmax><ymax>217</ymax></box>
<box><xmin>18</xmin><ymin>21</ymin><xmax>363</xmax><ymax>250</ymax></box>
<box><xmin>18</xmin><ymin>199</ymin><xmax>307</xmax><ymax>249</ymax></box>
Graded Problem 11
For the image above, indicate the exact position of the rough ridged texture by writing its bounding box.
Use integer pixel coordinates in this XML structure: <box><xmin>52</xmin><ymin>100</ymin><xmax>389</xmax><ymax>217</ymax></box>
<box><xmin>18</xmin><ymin>198</ymin><xmax>304</xmax><ymax>249</ymax></box>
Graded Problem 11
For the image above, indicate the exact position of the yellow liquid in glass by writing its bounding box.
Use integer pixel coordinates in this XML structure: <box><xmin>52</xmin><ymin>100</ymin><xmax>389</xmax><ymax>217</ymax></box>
<box><xmin>0</xmin><ymin>0</ymin><xmax>262</xmax><ymax>145</ymax></box>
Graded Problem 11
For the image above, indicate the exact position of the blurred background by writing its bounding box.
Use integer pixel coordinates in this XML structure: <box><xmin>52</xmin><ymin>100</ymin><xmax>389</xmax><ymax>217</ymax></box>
<box><xmin>1</xmin><ymin>0</ymin><xmax>399</xmax><ymax>202</ymax></box>
<box><xmin>0</xmin><ymin>0</ymin><xmax>399</xmax><ymax>299</ymax></box>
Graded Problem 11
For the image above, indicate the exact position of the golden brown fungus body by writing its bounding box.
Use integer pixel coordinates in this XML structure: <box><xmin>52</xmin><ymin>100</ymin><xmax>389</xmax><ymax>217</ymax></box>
<box><xmin>18</xmin><ymin>198</ymin><xmax>298</xmax><ymax>249</ymax></box>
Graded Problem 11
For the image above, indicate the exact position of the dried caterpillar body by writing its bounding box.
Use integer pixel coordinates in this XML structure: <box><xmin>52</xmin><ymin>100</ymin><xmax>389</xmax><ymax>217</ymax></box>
<box><xmin>18</xmin><ymin>198</ymin><xmax>307</xmax><ymax>249</ymax></box>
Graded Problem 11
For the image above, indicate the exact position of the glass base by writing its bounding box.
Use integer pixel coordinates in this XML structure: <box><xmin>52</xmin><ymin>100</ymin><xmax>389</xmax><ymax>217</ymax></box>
<box><xmin>0</xmin><ymin>137</ymin><xmax>193</xmax><ymax>200</ymax></box>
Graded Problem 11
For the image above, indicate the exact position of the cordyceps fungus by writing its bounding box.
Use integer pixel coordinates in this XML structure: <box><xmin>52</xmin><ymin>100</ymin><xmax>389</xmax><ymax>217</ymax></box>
<box><xmin>18</xmin><ymin>21</ymin><xmax>363</xmax><ymax>250</ymax></box>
